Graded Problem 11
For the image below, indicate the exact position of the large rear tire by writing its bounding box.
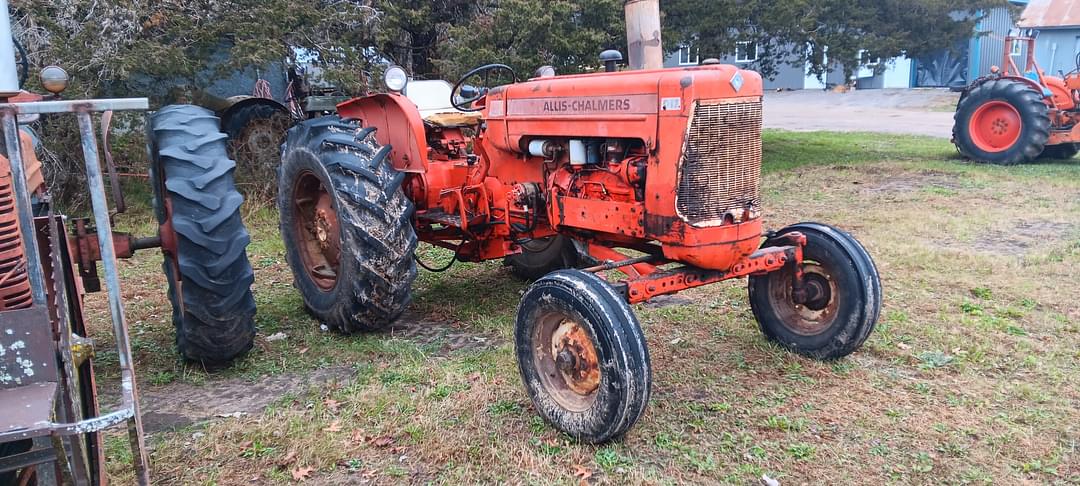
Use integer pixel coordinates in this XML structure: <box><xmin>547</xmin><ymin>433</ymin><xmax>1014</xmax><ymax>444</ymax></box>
<box><xmin>278</xmin><ymin>116</ymin><xmax>417</xmax><ymax>332</ymax></box>
<box><xmin>953</xmin><ymin>79</ymin><xmax>1050</xmax><ymax>165</ymax></box>
<box><xmin>748</xmin><ymin>223</ymin><xmax>881</xmax><ymax>360</ymax></box>
<box><xmin>515</xmin><ymin>269</ymin><xmax>651</xmax><ymax>443</ymax></box>
<box><xmin>149</xmin><ymin>104</ymin><xmax>257</xmax><ymax>365</ymax></box>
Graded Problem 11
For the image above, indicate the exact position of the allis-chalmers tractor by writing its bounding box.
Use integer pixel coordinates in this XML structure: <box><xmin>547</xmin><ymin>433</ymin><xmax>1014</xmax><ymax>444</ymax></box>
<box><xmin>278</xmin><ymin>57</ymin><xmax>882</xmax><ymax>441</ymax></box>
<box><xmin>954</xmin><ymin>33</ymin><xmax>1080</xmax><ymax>164</ymax></box>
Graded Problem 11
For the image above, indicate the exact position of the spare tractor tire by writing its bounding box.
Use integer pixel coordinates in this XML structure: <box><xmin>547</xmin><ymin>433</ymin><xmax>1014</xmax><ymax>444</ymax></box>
<box><xmin>149</xmin><ymin>104</ymin><xmax>257</xmax><ymax>365</ymax></box>
<box><xmin>278</xmin><ymin>116</ymin><xmax>417</xmax><ymax>332</ymax></box>
<box><xmin>1038</xmin><ymin>142</ymin><xmax>1079</xmax><ymax>160</ymax></box>
<box><xmin>953</xmin><ymin>79</ymin><xmax>1050</xmax><ymax>165</ymax></box>
<box><xmin>223</xmin><ymin>103</ymin><xmax>292</xmax><ymax>199</ymax></box>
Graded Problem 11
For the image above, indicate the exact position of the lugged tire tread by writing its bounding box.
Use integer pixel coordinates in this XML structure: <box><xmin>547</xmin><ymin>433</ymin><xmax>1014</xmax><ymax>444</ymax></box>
<box><xmin>953</xmin><ymin>79</ymin><xmax>1051</xmax><ymax>165</ymax></box>
<box><xmin>150</xmin><ymin>104</ymin><xmax>257</xmax><ymax>364</ymax></box>
<box><xmin>279</xmin><ymin>115</ymin><xmax>417</xmax><ymax>332</ymax></box>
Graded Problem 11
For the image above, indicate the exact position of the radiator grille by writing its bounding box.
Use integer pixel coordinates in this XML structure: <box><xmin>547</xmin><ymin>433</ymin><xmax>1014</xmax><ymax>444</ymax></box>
<box><xmin>675</xmin><ymin>99</ymin><xmax>762</xmax><ymax>226</ymax></box>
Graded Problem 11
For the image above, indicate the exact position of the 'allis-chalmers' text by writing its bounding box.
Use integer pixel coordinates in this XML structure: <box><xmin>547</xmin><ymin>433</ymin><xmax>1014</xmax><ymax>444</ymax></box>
<box><xmin>542</xmin><ymin>98</ymin><xmax>631</xmax><ymax>112</ymax></box>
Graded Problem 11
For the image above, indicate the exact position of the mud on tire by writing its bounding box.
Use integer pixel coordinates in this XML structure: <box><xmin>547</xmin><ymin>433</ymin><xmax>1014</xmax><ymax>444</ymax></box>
<box><xmin>516</xmin><ymin>269</ymin><xmax>651</xmax><ymax>443</ymax></box>
<box><xmin>278</xmin><ymin>116</ymin><xmax>417</xmax><ymax>332</ymax></box>
<box><xmin>149</xmin><ymin>104</ymin><xmax>257</xmax><ymax>365</ymax></box>
<box><xmin>748</xmin><ymin>223</ymin><xmax>881</xmax><ymax>360</ymax></box>
<box><xmin>953</xmin><ymin>79</ymin><xmax>1051</xmax><ymax>165</ymax></box>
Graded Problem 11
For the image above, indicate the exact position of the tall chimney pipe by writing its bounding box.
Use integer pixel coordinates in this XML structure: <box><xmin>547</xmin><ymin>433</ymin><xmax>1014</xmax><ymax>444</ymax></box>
<box><xmin>0</xmin><ymin>0</ymin><xmax>20</xmax><ymax>96</ymax></box>
<box><xmin>624</xmin><ymin>0</ymin><xmax>663</xmax><ymax>70</ymax></box>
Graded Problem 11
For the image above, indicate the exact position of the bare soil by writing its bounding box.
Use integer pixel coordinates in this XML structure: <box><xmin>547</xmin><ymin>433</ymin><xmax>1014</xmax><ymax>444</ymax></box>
<box><xmin>135</xmin><ymin>366</ymin><xmax>357</xmax><ymax>433</ymax></box>
<box><xmin>967</xmin><ymin>220</ymin><xmax>1076</xmax><ymax>255</ymax></box>
<box><xmin>103</xmin><ymin>311</ymin><xmax>500</xmax><ymax>434</ymax></box>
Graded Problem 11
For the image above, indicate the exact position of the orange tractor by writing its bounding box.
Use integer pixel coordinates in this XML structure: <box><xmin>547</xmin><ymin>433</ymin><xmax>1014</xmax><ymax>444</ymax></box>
<box><xmin>278</xmin><ymin>55</ymin><xmax>882</xmax><ymax>442</ymax></box>
<box><xmin>954</xmin><ymin>33</ymin><xmax>1080</xmax><ymax>164</ymax></box>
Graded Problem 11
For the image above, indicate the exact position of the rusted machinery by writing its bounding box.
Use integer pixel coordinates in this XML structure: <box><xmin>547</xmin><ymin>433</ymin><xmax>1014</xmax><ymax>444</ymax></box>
<box><xmin>954</xmin><ymin>32</ymin><xmax>1080</xmax><ymax>164</ymax></box>
<box><xmin>0</xmin><ymin>0</ymin><xmax>258</xmax><ymax>480</ymax></box>
<box><xmin>277</xmin><ymin>48</ymin><xmax>882</xmax><ymax>439</ymax></box>
<box><xmin>0</xmin><ymin>71</ymin><xmax>153</xmax><ymax>486</ymax></box>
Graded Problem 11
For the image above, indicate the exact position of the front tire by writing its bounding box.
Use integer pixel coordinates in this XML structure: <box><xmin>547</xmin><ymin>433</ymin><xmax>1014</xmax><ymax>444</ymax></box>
<box><xmin>748</xmin><ymin>223</ymin><xmax>881</xmax><ymax>360</ymax></box>
<box><xmin>515</xmin><ymin>269</ymin><xmax>651</xmax><ymax>443</ymax></box>
<box><xmin>149</xmin><ymin>104</ymin><xmax>257</xmax><ymax>365</ymax></box>
<box><xmin>953</xmin><ymin>79</ymin><xmax>1050</xmax><ymax>165</ymax></box>
<box><xmin>278</xmin><ymin>116</ymin><xmax>417</xmax><ymax>332</ymax></box>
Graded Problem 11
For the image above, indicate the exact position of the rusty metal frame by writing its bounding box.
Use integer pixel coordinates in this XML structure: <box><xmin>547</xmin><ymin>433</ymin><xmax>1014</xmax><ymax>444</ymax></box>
<box><xmin>0</xmin><ymin>97</ymin><xmax>151</xmax><ymax>484</ymax></box>
<box><xmin>585</xmin><ymin>236</ymin><xmax>803</xmax><ymax>304</ymax></box>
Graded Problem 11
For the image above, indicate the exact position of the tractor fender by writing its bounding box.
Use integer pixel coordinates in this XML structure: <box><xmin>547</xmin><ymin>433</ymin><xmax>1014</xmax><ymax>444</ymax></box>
<box><xmin>219</xmin><ymin>96</ymin><xmax>290</xmax><ymax>132</ymax></box>
<box><xmin>959</xmin><ymin>75</ymin><xmax>1048</xmax><ymax>108</ymax></box>
<box><xmin>337</xmin><ymin>93</ymin><xmax>429</xmax><ymax>173</ymax></box>
<box><xmin>1041</xmin><ymin>75</ymin><xmax>1076</xmax><ymax>111</ymax></box>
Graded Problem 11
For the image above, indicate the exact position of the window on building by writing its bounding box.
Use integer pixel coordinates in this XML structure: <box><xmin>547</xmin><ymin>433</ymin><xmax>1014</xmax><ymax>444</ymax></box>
<box><xmin>735</xmin><ymin>41</ymin><xmax>758</xmax><ymax>63</ymax></box>
<box><xmin>678</xmin><ymin>45</ymin><xmax>699</xmax><ymax>65</ymax></box>
<box><xmin>858</xmin><ymin>49</ymin><xmax>881</xmax><ymax>67</ymax></box>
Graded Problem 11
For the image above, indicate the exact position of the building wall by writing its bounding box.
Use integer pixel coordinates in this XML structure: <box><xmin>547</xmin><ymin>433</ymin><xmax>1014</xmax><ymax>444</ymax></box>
<box><xmin>970</xmin><ymin>6</ymin><xmax>1021</xmax><ymax>78</ymax></box>
<box><xmin>1030</xmin><ymin>28</ymin><xmax>1080</xmax><ymax>76</ymax></box>
<box><xmin>663</xmin><ymin>45</ymin><xmax>830</xmax><ymax>90</ymax></box>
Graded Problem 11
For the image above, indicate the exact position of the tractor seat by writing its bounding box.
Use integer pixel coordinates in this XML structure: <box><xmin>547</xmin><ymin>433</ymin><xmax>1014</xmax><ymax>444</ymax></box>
<box><xmin>423</xmin><ymin>111</ymin><xmax>483</xmax><ymax>127</ymax></box>
<box><xmin>405</xmin><ymin>80</ymin><xmax>484</xmax><ymax>127</ymax></box>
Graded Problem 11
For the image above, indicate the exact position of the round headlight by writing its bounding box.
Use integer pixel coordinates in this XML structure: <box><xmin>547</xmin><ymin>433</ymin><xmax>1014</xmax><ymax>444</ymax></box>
<box><xmin>534</xmin><ymin>65</ymin><xmax>556</xmax><ymax>78</ymax></box>
<box><xmin>40</xmin><ymin>66</ymin><xmax>69</xmax><ymax>94</ymax></box>
<box><xmin>384</xmin><ymin>65</ymin><xmax>408</xmax><ymax>92</ymax></box>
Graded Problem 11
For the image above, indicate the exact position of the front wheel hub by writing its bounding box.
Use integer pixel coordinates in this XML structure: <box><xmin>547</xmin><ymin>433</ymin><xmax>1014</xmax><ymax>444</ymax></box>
<box><xmin>550</xmin><ymin>319</ymin><xmax>600</xmax><ymax>396</ymax></box>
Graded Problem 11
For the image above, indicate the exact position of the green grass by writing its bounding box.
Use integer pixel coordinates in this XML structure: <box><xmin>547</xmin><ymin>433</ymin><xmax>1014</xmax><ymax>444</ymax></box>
<box><xmin>89</xmin><ymin>130</ymin><xmax>1080</xmax><ymax>484</ymax></box>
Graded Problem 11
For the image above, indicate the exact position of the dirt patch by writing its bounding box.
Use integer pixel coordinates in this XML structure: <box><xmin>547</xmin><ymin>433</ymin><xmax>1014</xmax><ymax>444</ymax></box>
<box><xmin>860</xmin><ymin>170</ymin><xmax>962</xmax><ymax>193</ymax></box>
<box><xmin>107</xmin><ymin>365</ymin><xmax>357</xmax><ymax>434</ymax></box>
<box><xmin>386</xmin><ymin>311</ymin><xmax>503</xmax><ymax>355</ymax></box>
<box><xmin>968</xmin><ymin>220</ymin><xmax>1075</xmax><ymax>255</ymax></box>
<box><xmin>640</xmin><ymin>294</ymin><xmax>694</xmax><ymax>309</ymax></box>
<box><xmin>99</xmin><ymin>313</ymin><xmax>500</xmax><ymax>434</ymax></box>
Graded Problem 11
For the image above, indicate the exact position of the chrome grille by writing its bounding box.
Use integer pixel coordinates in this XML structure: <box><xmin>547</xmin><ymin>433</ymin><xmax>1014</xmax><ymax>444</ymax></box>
<box><xmin>675</xmin><ymin>99</ymin><xmax>762</xmax><ymax>226</ymax></box>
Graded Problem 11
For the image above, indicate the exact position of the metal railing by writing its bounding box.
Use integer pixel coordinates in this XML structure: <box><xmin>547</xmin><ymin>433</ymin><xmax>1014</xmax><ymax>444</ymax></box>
<box><xmin>0</xmin><ymin>97</ymin><xmax>152</xmax><ymax>485</ymax></box>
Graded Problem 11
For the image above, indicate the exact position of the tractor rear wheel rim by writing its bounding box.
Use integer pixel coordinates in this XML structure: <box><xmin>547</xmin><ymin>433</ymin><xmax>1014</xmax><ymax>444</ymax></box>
<box><xmin>768</xmin><ymin>262</ymin><xmax>839</xmax><ymax>336</ymax></box>
<box><xmin>292</xmin><ymin>170</ymin><xmax>341</xmax><ymax>291</ymax></box>
<box><xmin>969</xmin><ymin>100</ymin><xmax>1022</xmax><ymax>153</ymax></box>
<box><xmin>533</xmin><ymin>310</ymin><xmax>600</xmax><ymax>412</ymax></box>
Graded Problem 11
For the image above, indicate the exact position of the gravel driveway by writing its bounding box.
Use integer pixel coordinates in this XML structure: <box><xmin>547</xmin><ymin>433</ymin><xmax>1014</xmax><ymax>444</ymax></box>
<box><xmin>763</xmin><ymin>88</ymin><xmax>959</xmax><ymax>138</ymax></box>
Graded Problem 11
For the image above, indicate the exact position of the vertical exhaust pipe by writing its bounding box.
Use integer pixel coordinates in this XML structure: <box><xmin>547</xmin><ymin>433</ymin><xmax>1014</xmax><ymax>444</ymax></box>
<box><xmin>0</xmin><ymin>0</ymin><xmax>20</xmax><ymax>96</ymax></box>
<box><xmin>624</xmin><ymin>0</ymin><xmax>663</xmax><ymax>70</ymax></box>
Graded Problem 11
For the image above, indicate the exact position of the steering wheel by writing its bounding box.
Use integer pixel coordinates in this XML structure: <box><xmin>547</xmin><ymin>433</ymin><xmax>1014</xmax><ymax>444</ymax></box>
<box><xmin>451</xmin><ymin>63</ymin><xmax>517</xmax><ymax>112</ymax></box>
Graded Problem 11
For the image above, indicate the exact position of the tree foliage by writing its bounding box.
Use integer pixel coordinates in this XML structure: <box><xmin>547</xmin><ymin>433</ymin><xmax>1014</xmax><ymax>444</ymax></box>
<box><xmin>437</xmin><ymin>0</ymin><xmax>626</xmax><ymax>79</ymax></box>
<box><xmin>11</xmin><ymin>0</ymin><xmax>381</xmax><ymax>98</ymax></box>
<box><xmin>663</xmin><ymin>0</ymin><xmax>1017</xmax><ymax>80</ymax></box>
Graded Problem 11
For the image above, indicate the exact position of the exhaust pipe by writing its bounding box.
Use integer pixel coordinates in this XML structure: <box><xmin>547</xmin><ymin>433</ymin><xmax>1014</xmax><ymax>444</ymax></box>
<box><xmin>0</xmin><ymin>0</ymin><xmax>20</xmax><ymax>96</ymax></box>
<box><xmin>624</xmin><ymin>0</ymin><xmax>663</xmax><ymax>70</ymax></box>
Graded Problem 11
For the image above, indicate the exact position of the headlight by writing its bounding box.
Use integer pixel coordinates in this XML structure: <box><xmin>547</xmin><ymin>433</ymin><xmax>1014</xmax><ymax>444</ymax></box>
<box><xmin>40</xmin><ymin>66</ymin><xmax>69</xmax><ymax>94</ymax></box>
<box><xmin>384</xmin><ymin>65</ymin><xmax>408</xmax><ymax>92</ymax></box>
<box><xmin>534</xmin><ymin>65</ymin><xmax>556</xmax><ymax>78</ymax></box>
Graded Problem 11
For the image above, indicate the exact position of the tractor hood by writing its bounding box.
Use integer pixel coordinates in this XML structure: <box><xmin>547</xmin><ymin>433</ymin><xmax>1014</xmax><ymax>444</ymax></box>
<box><xmin>482</xmin><ymin>64</ymin><xmax>763</xmax><ymax>154</ymax></box>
